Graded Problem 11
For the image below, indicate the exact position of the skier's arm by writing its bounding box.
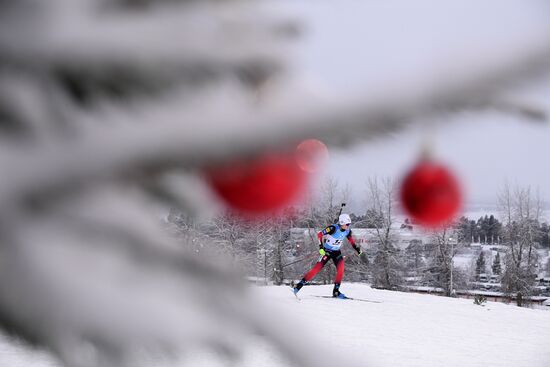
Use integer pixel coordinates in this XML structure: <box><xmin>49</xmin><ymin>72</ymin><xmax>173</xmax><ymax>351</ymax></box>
<box><xmin>347</xmin><ymin>230</ymin><xmax>362</xmax><ymax>255</ymax></box>
<box><xmin>316</xmin><ymin>231</ymin><xmax>324</xmax><ymax>246</ymax></box>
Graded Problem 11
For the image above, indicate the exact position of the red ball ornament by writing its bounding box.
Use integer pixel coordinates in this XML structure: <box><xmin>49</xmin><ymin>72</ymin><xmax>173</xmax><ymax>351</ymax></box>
<box><xmin>205</xmin><ymin>152</ymin><xmax>307</xmax><ymax>214</ymax></box>
<box><xmin>400</xmin><ymin>160</ymin><xmax>462</xmax><ymax>228</ymax></box>
<box><xmin>295</xmin><ymin>139</ymin><xmax>329</xmax><ymax>173</ymax></box>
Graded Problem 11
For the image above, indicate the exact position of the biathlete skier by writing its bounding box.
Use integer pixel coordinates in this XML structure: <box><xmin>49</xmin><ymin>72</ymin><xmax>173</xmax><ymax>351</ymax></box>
<box><xmin>293</xmin><ymin>213</ymin><xmax>363</xmax><ymax>298</ymax></box>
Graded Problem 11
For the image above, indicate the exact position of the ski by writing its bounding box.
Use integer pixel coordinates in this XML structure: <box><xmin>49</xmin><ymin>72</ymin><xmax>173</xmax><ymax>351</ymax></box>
<box><xmin>290</xmin><ymin>287</ymin><xmax>301</xmax><ymax>301</ymax></box>
<box><xmin>312</xmin><ymin>295</ymin><xmax>382</xmax><ymax>303</ymax></box>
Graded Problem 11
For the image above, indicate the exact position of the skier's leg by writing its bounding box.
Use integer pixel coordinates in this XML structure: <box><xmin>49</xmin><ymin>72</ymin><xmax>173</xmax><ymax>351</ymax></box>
<box><xmin>334</xmin><ymin>254</ymin><xmax>345</xmax><ymax>284</ymax></box>
<box><xmin>332</xmin><ymin>253</ymin><xmax>345</xmax><ymax>297</ymax></box>
<box><xmin>294</xmin><ymin>255</ymin><xmax>329</xmax><ymax>293</ymax></box>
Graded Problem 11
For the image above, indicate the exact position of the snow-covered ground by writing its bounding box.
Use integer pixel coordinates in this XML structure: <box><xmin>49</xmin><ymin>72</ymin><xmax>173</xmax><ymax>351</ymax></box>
<box><xmin>253</xmin><ymin>283</ymin><xmax>550</xmax><ymax>367</ymax></box>
<box><xmin>1</xmin><ymin>283</ymin><xmax>549</xmax><ymax>367</ymax></box>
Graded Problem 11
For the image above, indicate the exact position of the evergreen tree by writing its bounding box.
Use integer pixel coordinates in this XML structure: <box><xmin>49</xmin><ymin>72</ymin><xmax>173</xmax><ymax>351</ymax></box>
<box><xmin>0</xmin><ymin>1</ymin><xmax>314</xmax><ymax>364</ymax></box>
<box><xmin>425</xmin><ymin>228</ymin><xmax>465</xmax><ymax>297</ymax></box>
<box><xmin>492</xmin><ymin>252</ymin><xmax>502</xmax><ymax>275</ymax></box>
<box><xmin>479</xmin><ymin>216</ymin><xmax>489</xmax><ymax>243</ymax></box>
<box><xmin>538</xmin><ymin>222</ymin><xmax>550</xmax><ymax>248</ymax></box>
<box><xmin>471</xmin><ymin>218</ymin><xmax>478</xmax><ymax>242</ymax></box>
<box><xmin>475</xmin><ymin>251</ymin><xmax>487</xmax><ymax>279</ymax></box>
<box><xmin>456</xmin><ymin>216</ymin><xmax>471</xmax><ymax>244</ymax></box>
<box><xmin>487</xmin><ymin>215</ymin><xmax>502</xmax><ymax>243</ymax></box>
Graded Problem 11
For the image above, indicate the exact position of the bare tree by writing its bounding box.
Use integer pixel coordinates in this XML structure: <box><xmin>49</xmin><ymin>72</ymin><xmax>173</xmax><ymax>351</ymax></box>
<box><xmin>251</xmin><ymin>215</ymin><xmax>295</xmax><ymax>286</ymax></box>
<box><xmin>319</xmin><ymin>176</ymin><xmax>342</xmax><ymax>224</ymax></box>
<box><xmin>498</xmin><ymin>182</ymin><xmax>542</xmax><ymax>306</ymax></box>
<box><xmin>270</xmin><ymin>213</ymin><xmax>298</xmax><ymax>285</ymax></box>
<box><xmin>365</xmin><ymin>177</ymin><xmax>402</xmax><ymax>289</ymax></box>
<box><xmin>403</xmin><ymin>239</ymin><xmax>426</xmax><ymax>285</ymax></box>
<box><xmin>340</xmin><ymin>183</ymin><xmax>353</xmax><ymax>208</ymax></box>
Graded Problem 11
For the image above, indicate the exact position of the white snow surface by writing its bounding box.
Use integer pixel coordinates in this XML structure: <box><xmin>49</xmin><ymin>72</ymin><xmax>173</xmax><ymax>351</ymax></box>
<box><xmin>253</xmin><ymin>284</ymin><xmax>550</xmax><ymax>367</ymax></box>
<box><xmin>1</xmin><ymin>283</ymin><xmax>549</xmax><ymax>367</ymax></box>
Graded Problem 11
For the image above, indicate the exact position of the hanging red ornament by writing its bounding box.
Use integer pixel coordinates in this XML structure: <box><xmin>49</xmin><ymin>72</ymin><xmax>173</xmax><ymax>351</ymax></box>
<box><xmin>205</xmin><ymin>152</ymin><xmax>307</xmax><ymax>214</ymax></box>
<box><xmin>400</xmin><ymin>160</ymin><xmax>462</xmax><ymax>228</ymax></box>
<box><xmin>295</xmin><ymin>139</ymin><xmax>329</xmax><ymax>173</ymax></box>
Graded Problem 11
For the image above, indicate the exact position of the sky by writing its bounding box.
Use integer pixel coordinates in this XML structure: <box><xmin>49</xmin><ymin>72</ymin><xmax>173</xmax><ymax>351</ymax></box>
<box><xmin>274</xmin><ymin>0</ymin><xmax>550</xmax><ymax>212</ymax></box>
<box><xmin>325</xmin><ymin>110</ymin><xmax>550</xmax><ymax>210</ymax></box>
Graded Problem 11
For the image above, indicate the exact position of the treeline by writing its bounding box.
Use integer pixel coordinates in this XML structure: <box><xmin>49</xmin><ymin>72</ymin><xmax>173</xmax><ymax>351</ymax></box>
<box><xmin>455</xmin><ymin>215</ymin><xmax>550</xmax><ymax>248</ymax></box>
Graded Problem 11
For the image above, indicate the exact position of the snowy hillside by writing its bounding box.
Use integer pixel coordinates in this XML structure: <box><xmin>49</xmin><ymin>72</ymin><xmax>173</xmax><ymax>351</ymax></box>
<box><xmin>2</xmin><ymin>284</ymin><xmax>549</xmax><ymax>367</ymax></box>
<box><xmin>254</xmin><ymin>284</ymin><xmax>550</xmax><ymax>367</ymax></box>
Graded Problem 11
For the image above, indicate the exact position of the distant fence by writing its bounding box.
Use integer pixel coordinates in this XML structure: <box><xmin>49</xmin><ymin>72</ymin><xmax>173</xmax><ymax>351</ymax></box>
<box><xmin>403</xmin><ymin>286</ymin><xmax>549</xmax><ymax>305</ymax></box>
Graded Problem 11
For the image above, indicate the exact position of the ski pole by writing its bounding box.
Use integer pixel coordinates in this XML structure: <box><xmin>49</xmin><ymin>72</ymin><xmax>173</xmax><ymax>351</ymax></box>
<box><xmin>281</xmin><ymin>255</ymin><xmax>315</xmax><ymax>268</ymax></box>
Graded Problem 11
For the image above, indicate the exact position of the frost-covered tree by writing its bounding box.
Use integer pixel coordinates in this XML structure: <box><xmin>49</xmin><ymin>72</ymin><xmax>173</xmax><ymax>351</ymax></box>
<box><xmin>424</xmin><ymin>227</ymin><xmax>466</xmax><ymax>296</ymax></box>
<box><xmin>250</xmin><ymin>215</ymin><xmax>297</xmax><ymax>285</ymax></box>
<box><xmin>365</xmin><ymin>177</ymin><xmax>402</xmax><ymax>289</ymax></box>
<box><xmin>403</xmin><ymin>239</ymin><xmax>426</xmax><ymax>284</ymax></box>
<box><xmin>498</xmin><ymin>183</ymin><xmax>542</xmax><ymax>306</ymax></box>
<box><xmin>0</xmin><ymin>1</ymin><xmax>347</xmax><ymax>366</ymax></box>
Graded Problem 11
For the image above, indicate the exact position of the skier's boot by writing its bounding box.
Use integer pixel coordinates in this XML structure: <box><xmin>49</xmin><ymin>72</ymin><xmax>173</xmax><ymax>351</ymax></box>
<box><xmin>293</xmin><ymin>279</ymin><xmax>305</xmax><ymax>296</ymax></box>
<box><xmin>333</xmin><ymin>283</ymin><xmax>346</xmax><ymax>299</ymax></box>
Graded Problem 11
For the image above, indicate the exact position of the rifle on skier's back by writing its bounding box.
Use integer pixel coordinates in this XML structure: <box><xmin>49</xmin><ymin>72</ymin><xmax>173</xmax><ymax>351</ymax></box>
<box><xmin>334</xmin><ymin>202</ymin><xmax>346</xmax><ymax>224</ymax></box>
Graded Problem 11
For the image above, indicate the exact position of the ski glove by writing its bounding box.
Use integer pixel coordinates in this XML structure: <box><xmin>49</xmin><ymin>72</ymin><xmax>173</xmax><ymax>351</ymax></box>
<box><xmin>319</xmin><ymin>248</ymin><xmax>326</xmax><ymax>256</ymax></box>
<box><xmin>356</xmin><ymin>248</ymin><xmax>362</xmax><ymax>256</ymax></box>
